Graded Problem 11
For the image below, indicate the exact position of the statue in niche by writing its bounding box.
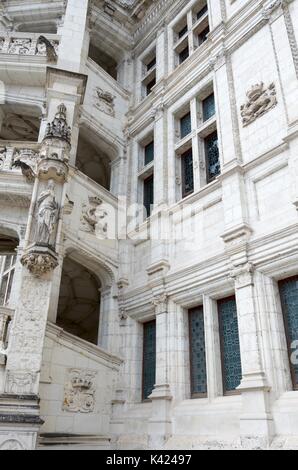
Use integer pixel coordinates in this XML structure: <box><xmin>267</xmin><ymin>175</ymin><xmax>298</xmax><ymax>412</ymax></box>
<box><xmin>35</xmin><ymin>179</ymin><xmax>59</xmax><ymax>247</ymax></box>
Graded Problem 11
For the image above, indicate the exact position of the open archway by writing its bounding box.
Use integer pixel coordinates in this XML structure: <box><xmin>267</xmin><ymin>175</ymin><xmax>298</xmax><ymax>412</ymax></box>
<box><xmin>76</xmin><ymin>125</ymin><xmax>118</xmax><ymax>190</ymax></box>
<box><xmin>56</xmin><ymin>257</ymin><xmax>101</xmax><ymax>345</ymax></box>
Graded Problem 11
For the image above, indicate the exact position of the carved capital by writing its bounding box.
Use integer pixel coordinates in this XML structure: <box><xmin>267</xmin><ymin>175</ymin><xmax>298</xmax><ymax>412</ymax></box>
<box><xmin>152</xmin><ymin>294</ymin><xmax>168</xmax><ymax>315</ymax></box>
<box><xmin>230</xmin><ymin>263</ymin><xmax>255</xmax><ymax>289</ymax></box>
<box><xmin>21</xmin><ymin>250</ymin><xmax>58</xmax><ymax>277</ymax></box>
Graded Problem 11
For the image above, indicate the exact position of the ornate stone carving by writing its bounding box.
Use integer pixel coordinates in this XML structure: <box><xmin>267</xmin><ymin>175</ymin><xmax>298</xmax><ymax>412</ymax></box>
<box><xmin>0</xmin><ymin>38</ymin><xmax>4</xmax><ymax>52</ymax></box>
<box><xmin>12</xmin><ymin>149</ymin><xmax>39</xmax><ymax>183</ymax></box>
<box><xmin>36</xmin><ymin>36</ymin><xmax>57</xmax><ymax>61</ymax></box>
<box><xmin>0</xmin><ymin>439</ymin><xmax>24</xmax><ymax>450</ymax></box>
<box><xmin>0</xmin><ymin>147</ymin><xmax>6</xmax><ymax>170</ymax></box>
<box><xmin>35</xmin><ymin>180</ymin><xmax>59</xmax><ymax>247</ymax></box>
<box><xmin>6</xmin><ymin>371</ymin><xmax>38</xmax><ymax>395</ymax></box>
<box><xmin>44</xmin><ymin>104</ymin><xmax>71</xmax><ymax>144</ymax></box>
<box><xmin>241</xmin><ymin>82</ymin><xmax>277</xmax><ymax>127</ymax></box>
<box><xmin>152</xmin><ymin>293</ymin><xmax>168</xmax><ymax>315</ymax></box>
<box><xmin>95</xmin><ymin>88</ymin><xmax>115</xmax><ymax>116</ymax></box>
<box><xmin>21</xmin><ymin>250</ymin><xmax>59</xmax><ymax>277</ymax></box>
<box><xmin>80</xmin><ymin>196</ymin><xmax>108</xmax><ymax>238</ymax></box>
<box><xmin>8</xmin><ymin>38</ymin><xmax>31</xmax><ymax>55</ymax></box>
<box><xmin>63</xmin><ymin>369</ymin><xmax>97</xmax><ymax>413</ymax></box>
<box><xmin>230</xmin><ymin>263</ymin><xmax>255</xmax><ymax>289</ymax></box>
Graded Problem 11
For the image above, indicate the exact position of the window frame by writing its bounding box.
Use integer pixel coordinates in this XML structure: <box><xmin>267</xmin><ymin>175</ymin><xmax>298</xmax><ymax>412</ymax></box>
<box><xmin>142</xmin><ymin>319</ymin><xmax>156</xmax><ymax>402</ymax></box>
<box><xmin>217</xmin><ymin>295</ymin><xmax>242</xmax><ymax>397</ymax></box>
<box><xmin>279</xmin><ymin>275</ymin><xmax>298</xmax><ymax>391</ymax></box>
<box><xmin>188</xmin><ymin>306</ymin><xmax>208</xmax><ymax>399</ymax></box>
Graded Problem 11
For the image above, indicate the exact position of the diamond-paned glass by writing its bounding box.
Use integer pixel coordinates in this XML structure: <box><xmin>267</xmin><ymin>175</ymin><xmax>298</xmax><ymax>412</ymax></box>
<box><xmin>202</xmin><ymin>93</ymin><xmax>215</xmax><ymax>122</ymax></box>
<box><xmin>218</xmin><ymin>297</ymin><xmax>242</xmax><ymax>393</ymax></box>
<box><xmin>180</xmin><ymin>112</ymin><xmax>191</xmax><ymax>139</ymax></box>
<box><xmin>279</xmin><ymin>276</ymin><xmax>298</xmax><ymax>388</ymax></box>
<box><xmin>205</xmin><ymin>131</ymin><xmax>220</xmax><ymax>183</ymax></box>
<box><xmin>189</xmin><ymin>307</ymin><xmax>207</xmax><ymax>396</ymax></box>
<box><xmin>181</xmin><ymin>148</ymin><xmax>194</xmax><ymax>198</ymax></box>
<box><xmin>143</xmin><ymin>320</ymin><xmax>156</xmax><ymax>400</ymax></box>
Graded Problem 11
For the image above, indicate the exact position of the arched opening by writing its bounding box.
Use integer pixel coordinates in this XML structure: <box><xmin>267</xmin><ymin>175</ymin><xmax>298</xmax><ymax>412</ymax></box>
<box><xmin>0</xmin><ymin>104</ymin><xmax>41</xmax><ymax>142</ymax></box>
<box><xmin>76</xmin><ymin>127</ymin><xmax>117</xmax><ymax>190</ymax></box>
<box><xmin>56</xmin><ymin>257</ymin><xmax>101</xmax><ymax>345</ymax></box>
<box><xmin>0</xmin><ymin>230</ymin><xmax>18</xmax><ymax>307</ymax></box>
<box><xmin>88</xmin><ymin>41</ymin><xmax>118</xmax><ymax>80</ymax></box>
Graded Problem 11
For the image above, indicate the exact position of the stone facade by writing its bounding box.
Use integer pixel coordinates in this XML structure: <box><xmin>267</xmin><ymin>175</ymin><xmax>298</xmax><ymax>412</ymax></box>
<box><xmin>0</xmin><ymin>0</ymin><xmax>297</xmax><ymax>451</ymax></box>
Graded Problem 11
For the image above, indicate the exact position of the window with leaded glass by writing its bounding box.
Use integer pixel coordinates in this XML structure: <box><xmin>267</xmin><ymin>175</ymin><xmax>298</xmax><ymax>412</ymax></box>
<box><xmin>202</xmin><ymin>93</ymin><xmax>215</xmax><ymax>122</ymax></box>
<box><xmin>181</xmin><ymin>148</ymin><xmax>194</xmax><ymax>198</ymax></box>
<box><xmin>205</xmin><ymin>130</ymin><xmax>220</xmax><ymax>183</ymax></box>
<box><xmin>180</xmin><ymin>112</ymin><xmax>191</xmax><ymax>139</ymax></box>
<box><xmin>218</xmin><ymin>296</ymin><xmax>242</xmax><ymax>394</ymax></box>
<box><xmin>179</xmin><ymin>46</ymin><xmax>189</xmax><ymax>64</ymax></box>
<box><xmin>143</xmin><ymin>320</ymin><xmax>156</xmax><ymax>400</ymax></box>
<box><xmin>0</xmin><ymin>255</ymin><xmax>16</xmax><ymax>306</ymax></box>
<box><xmin>143</xmin><ymin>174</ymin><xmax>154</xmax><ymax>218</ymax></box>
<box><xmin>189</xmin><ymin>306</ymin><xmax>207</xmax><ymax>397</ymax></box>
<box><xmin>144</xmin><ymin>141</ymin><xmax>154</xmax><ymax>166</ymax></box>
<box><xmin>279</xmin><ymin>276</ymin><xmax>298</xmax><ymax>389</ymax></box>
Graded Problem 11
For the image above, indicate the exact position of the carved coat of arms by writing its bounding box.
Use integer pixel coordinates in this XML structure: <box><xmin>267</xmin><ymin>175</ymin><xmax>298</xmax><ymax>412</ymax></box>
<box><xmin>240</xmin><ymin>82</ymin><xmax>277</xmax><ymax>127</ymax></box>
<box><xmin>63</xmin><ymin>369</ymin><xmax>97</xmax><ymax>413</ymax></box>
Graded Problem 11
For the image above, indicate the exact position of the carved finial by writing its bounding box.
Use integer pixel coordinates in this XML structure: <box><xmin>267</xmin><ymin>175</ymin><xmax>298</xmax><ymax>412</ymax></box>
<box><xmin>43</xmin><ymin>104</ymin><xmax>72</xmax><ymax>144</ymax></box>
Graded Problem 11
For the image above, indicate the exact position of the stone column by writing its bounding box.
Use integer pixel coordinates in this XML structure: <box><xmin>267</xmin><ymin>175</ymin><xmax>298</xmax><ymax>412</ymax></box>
<box><xmin>230</xmin><ymin>263</ymin><xmax>274</xmax><ymax>449</ymax></box>
<box><xmin>148</xmin><ymin>294</ymin><xmax>172</xmax><ymax>449</ymax></box>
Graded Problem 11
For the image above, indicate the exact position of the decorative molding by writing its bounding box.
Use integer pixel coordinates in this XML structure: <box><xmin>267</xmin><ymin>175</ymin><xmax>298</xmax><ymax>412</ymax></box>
<box><xmin>63</xmin><ymin>369</ymin><xmax>97</xmax><ymax>413</ymax></box>
<box><xmin>0</xmin><ymin>439</ymin><xmax>24</xmax><ymax>450</ymax></box>
<box><xmin>240</xmin><ymin>82</ymin><xmax>277</xmax><ymax>127</ymax></box>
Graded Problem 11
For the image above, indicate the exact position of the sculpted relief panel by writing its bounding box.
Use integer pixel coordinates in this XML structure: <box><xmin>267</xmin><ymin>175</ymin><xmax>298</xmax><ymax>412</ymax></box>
<box><xmin>240</xmin><ymin>82</ymin><xmax>277</xmax><ymax>127</ymax></box>
<box><xmin>63</xmin><ymin>369</ymin><xmax>97</xmax><ymax>413</ymax></box>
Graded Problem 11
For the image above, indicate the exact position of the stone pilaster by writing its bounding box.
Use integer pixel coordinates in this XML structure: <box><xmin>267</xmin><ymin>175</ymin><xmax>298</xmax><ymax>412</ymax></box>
<box><xmin>230</xmin><ymin>263</ymin><xmax>274</xmax><ymax>449</ymax></box>
<box><xmin>148</xmin><ymin>293</ymin><xmax>172</xmax><ymax>449</ymax></box>
<box><xmin>0</xmin><ymin>69</ymin><xmax>87</xmax><ymax>449</ymax></box>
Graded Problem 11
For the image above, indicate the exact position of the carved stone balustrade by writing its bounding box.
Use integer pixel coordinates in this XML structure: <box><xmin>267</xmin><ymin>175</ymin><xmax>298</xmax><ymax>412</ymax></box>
<box><xmin>0</xmin><ymin>34</ymin><xmax>59</xmax><ymax>61</ymax></box>
<box><xmin>0</xmin><ymin>307</ymin><xmax>14</xmax><ymax>365</ymax></box>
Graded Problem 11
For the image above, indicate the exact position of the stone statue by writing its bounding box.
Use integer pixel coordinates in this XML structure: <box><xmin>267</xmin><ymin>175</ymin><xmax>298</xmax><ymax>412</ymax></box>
<box><xmin>35</xmin><ymin>180</ymin><xmax>59</xmax><ymax>246</ymax></box>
